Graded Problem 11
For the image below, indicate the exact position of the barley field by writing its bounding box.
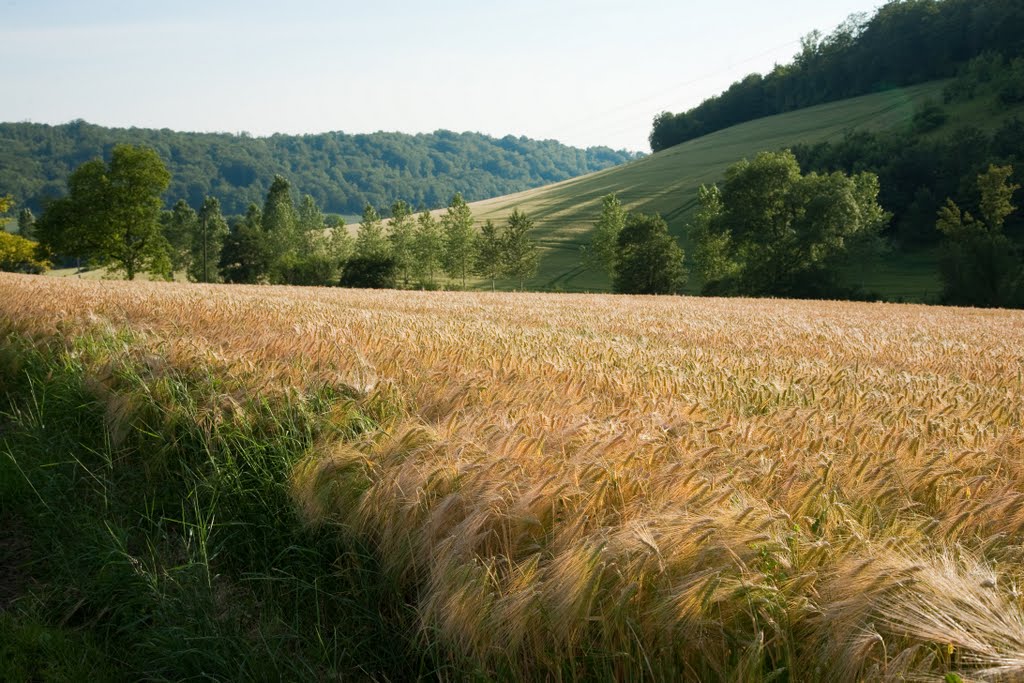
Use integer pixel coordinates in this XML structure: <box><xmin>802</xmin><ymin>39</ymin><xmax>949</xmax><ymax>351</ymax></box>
<box><xmin>2</xmin><ymin>272</ymin><xmax>1024</xmax><ymax>681</ymax></box>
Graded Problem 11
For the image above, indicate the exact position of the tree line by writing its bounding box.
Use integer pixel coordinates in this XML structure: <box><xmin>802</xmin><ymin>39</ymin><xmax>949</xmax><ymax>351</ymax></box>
<box><xmin>0</xmin><ymin>121</ymin><xmax>640</xmax><ymax>218</ymax></box>
<box><xmin>586</xmin><ymin>150</ymin><xmax>1022</xmax><ymax>308</ymax></box>
<box><xmin>7</xmin><ymin>143</ymin><xmax>1020</xmax><ymax>307</ymax></box>
<box><xmin>792</xmin><ymin>115</ymin><xmax>1024</xmax><ymax>250</ymax></box>
<box><xmin>650</xmin><ymin>0</ymin><xmax>1024</xmax><ymax>152</ymax></box>
<box><xmin>13</xmin><ymin>144</ymin><xmax>541</xmax><ymax>290</ymax></box>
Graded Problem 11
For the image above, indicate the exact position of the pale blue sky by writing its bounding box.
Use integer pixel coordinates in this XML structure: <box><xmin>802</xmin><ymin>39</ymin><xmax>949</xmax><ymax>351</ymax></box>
<box><xmin>1</xmin><ymin>0</ymin><xmax>879</xmax><ymax>151</ymax></box>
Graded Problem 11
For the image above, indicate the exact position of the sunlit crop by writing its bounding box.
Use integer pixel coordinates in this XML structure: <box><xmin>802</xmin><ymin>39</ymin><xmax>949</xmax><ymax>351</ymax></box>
<box><xmin>3</xmin><ymin>272</ymin><xmax>1023</xmax><ymax>681</ymax></box>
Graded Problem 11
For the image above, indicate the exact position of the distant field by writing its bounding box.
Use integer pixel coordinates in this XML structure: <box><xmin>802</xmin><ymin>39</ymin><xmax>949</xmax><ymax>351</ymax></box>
<box><xmin>459</xmin><ymin>80</ymin><xmax>1018</xmax><ymax>297</ymax></box>
<box><xmin>3</xmin><ymin>273</ymin><xmax>1024</xmax><ymax>680</ymax></box>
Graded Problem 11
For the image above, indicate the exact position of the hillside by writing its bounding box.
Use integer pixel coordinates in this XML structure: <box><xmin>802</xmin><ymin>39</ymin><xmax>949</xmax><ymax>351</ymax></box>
<box><xmin>0</xmin><ymin>121</ymin><xmax>639</xmax><ymax>217</ymax></box>
<box><xmin>464</xmin><ymin>80</ymin><xmax>1024</xmax><ymax>299</ymax></box>
<box><xmin>649</xmin><ymin>0</ymin><xmax>1024</xmax><ymax>152</ymax></box>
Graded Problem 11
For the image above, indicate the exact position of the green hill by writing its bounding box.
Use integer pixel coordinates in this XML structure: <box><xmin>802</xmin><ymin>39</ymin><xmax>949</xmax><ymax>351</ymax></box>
<box><xmin>0</xmin><ymin>122</ymin><xmax>639</xmax><ymax>217</ymax></box>
<box><xmin>465</xmin><ymin>80</ymin><xmax>1024</xmax><ymax>300</ymax></box>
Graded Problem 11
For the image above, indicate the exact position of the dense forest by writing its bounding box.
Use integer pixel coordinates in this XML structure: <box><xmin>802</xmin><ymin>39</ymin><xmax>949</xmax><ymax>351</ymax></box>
<box><xmin>649</xmin><ymin>0</ymin><xmax>1024</xmax><ymax>151</ymax></box>
<box><xmin>0</xmin><ymin>121</ymin><xmax>640</xmax><ymax>216</ymax></box>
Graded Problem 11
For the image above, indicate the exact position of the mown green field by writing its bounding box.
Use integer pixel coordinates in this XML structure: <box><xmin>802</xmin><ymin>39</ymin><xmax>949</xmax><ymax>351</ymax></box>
<box><xmin>465</xmin><ymin>80</ymin><xmax>1019</xmax><ymax>297</ymax></box>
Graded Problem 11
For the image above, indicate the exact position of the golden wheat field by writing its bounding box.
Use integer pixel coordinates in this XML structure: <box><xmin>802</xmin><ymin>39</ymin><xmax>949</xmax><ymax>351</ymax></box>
<box><xmin>3</xmin><ymin>272</ymin><xmax>1024</xmax><ymax>681</ymax></box>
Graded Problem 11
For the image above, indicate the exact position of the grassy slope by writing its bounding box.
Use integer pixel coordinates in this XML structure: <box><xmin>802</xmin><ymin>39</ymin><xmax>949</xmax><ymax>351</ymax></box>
<box><xmin>466</xmin><ymin>81</ymin><xmax>1021</xmax><ymax>298</ymax></box>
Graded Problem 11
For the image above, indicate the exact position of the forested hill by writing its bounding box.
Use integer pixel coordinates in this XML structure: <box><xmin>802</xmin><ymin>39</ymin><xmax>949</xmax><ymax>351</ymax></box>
<box><xmin>649</xmin><ymin>0</ymin><xmax>1024</xmax><ymax>152</ymax></box>
<box><xmin>0</xmin><ymin>121</ymin><xmax>641</xmax><ymax>216</ymax></box>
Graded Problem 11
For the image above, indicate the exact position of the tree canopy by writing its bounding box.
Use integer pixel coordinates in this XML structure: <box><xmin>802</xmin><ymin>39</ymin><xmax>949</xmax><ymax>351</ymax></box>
<box><xmin>37</xmin><ymin>144</ymin><xmax>171</xmax><ymax>279</ymax></box>
<box><xmin>441</xmin><ymin>193</ymin><xmax>477</xmax><ymax>289</ymax></box>
<box><xmin>936</xmin><ymin>164</ymin><xmax>1023</xmax><ymax>307</ymax></box>
<box><xmin>0</xmin><ymin>231</ymin><xmax>49</xmax><ymax>273</ymax></box>
<box><xmin>474</xmin><ymin>219</ymin><xmax>503</xmax><ymax>290</ymax></box>
<box><xmin>692</xmin><ymin>150</ymin><xmax>887</xmax><ymax>298</ymax></box>
<box><xmin>585</xmin><ymin>193</ymin><xmax>625</xmax><ymax>279</ymax></box>
<box><xmin>355</xmin><ymin>204</ymin><xmax>389</xmax><ymax>261</ymax></box>
<box><xmin>502</xmin><ymin>209</ymin><xmax>540</xmax><ymax>290</ymax></box>
<box><xmin>612</xmin><ymin>212</ymin><xmax>686</xmax><ymax>295</ymax></box>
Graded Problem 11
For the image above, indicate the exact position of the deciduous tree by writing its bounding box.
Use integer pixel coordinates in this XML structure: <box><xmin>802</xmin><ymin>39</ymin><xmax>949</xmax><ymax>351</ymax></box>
<box><xmin>388</xmin><ymin>200</ymin><xmax>415</xmax><ymax>287</ymax></box>
<box><xmin>355</xmin><ymin>204</ymin><xmax>390</xmax><ymax>261</ymax></box>
<box><xmin>585</xmin><ymin>193</ymin><xmax>625</xmax><ymax>279</ymax></box>
<box><xmin>0</xmin><ymin>231</ymin><xmax>49</xmax><ymax>273</ymax></box>
<box><xmin>936</xmin><ymin>164</ymin><xmax>1023</xmax><ymax>307</ymax></box>
<box><xmin>442</xmin><ymin>193</ymin><xmax>476</xmax><ymax>288</ymax></box>
<box><xmin>692</xmin><ymin>150</ymin><xmax>887</xmax><ymax>297</ymax></box>
<box><xmin>413</xmin><ymin>209</ymin><xmax>443</xmax><ymax>288</ymax></box>
<box><xmin>17</xmin><ymin>208</ymin><xmax>35</xmax><ymax>241</ymax></box>
<box><xmin>262</xmin><ymin>175</ymin><xmax>300</xmax><ymax>282</ymax></box>
<box><xmin>613</xmin><ymin>212</ymin><xmax>686</xmax><ymax>295</ymax></box>
<box><xmin>36</xmin><ymin>144</ymin><xmax>171</xmax><ymax>280</ymax></box>
<box><xmin>220</xmin><ymin>204</ymin><xmax>271</xmax><ymax>284</ymax></box>
<box><xmin>163</xmin><ymin>199</ymin><xmax>198</xmax><ymax>273</ymax></box>
<box><xmin>474</xmin><ymin>219</ymin><xmax>503</xmax><ymax>290</ymax></box>
<box><xmin>191</xmin><ymin>197</ymin><xmax>229</xmax><ymax>283</ymax></box>
<box><xmin>502</xmin><ymin>209</ymin><xmax>539</xmax><ymax>290</ymax></box>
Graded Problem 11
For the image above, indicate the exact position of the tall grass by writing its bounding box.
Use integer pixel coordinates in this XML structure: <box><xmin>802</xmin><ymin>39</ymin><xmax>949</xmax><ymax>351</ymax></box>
<box><xmin>2</xmin><ymin>272</ymin><xmax>1024</xmax><ymax>681</ymax></box>
<box><xmin>0</xmin><ymin>307</ymin><xmax>429</xmax><ymax>680</ymax></box>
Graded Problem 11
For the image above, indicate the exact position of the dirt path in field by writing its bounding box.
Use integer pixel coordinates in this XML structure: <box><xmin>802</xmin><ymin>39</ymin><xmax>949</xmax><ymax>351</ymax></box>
<box><xmin>0</xmin><ymin>514</ymin><xmax>30</xmax><ymax>611</ymax></box>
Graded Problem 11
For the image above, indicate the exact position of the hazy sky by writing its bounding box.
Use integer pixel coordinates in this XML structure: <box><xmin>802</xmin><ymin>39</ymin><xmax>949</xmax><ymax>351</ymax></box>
<box><xmin>1</xmin><ymin>0</ymin><xmax>880</xmax><ymax>152</ymax></box>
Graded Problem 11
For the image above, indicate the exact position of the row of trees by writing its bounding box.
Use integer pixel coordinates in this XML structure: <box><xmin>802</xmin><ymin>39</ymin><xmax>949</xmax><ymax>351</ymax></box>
<box><xmin>22</xmin><ymin>144</ymin><xmax>542</xmax><ymax>290</ymax></box>
<box><xmin>585</xmin><ymin>151</ymin><xmax>889</xmax><ymax>299</ymax></box>
<box><xmin>589</xmin><ymin>149</ymin><xmax>1022</xmax><ymax>308</ymax></box>
<box><xmin>11</xmin><ymin>144</ymin><xmax>1020</xmax><ymax>307</ymax></box>
<box><xmin>650</xmin><ymin>0</ymin><xmax>1024</xmax><ymax>151</ymax></box>
<box><xmin>337</xmin><ymin>196</ymin><xmax>539</xmax><ymax>290</ymax></box>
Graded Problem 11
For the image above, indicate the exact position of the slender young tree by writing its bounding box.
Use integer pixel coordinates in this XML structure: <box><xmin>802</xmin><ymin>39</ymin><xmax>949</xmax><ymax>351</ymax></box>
<box><xmin>262</xmin><ymin>175</ymin><xmax>296</xmax><ymax>240</ymax></box>
<box><xmin>17</xmin><ymin>208</ymin><xmax>35</xmax><ymax>240</ymax></box>
<box><xmin>355</xmin><ymin>203</ymin><xmax>390</xmax><ymax>260</ymax></box>
<box><xmin>388</xmin><ymin>200</ymin><xmax>415</xmax><ymax>287</ymax></box>
<box><xmin>502</xmin><ymin>209</ymin><xmax>540</xmax><ymax>290</ymax></box>
<box><xmin>164</xmin><ymin>199</ymin><xmax>198</xmax><ymax>273</ymax></box>
<box><xmin>262</xmin><ymin>175</ymin><xmax>299</xmax><ymax>282</ymax></box>
<box><xmin>328</xmin><ymin>218</ymin><xmax>354</xmax><ymax>265</ymax></box>
<box><xmin>475</xmin><ymin>219</ymin><xmax>503</xmax><ymax>290</ymax></box>
<box><xmin>442</xmin><ymin>193</ymin><xmax>476</xmax><ymax>288</ymax></box>
<box><xmin>296</xmin><ymin>193</ymin><xmax>325</xmax><ymax>262</ymax></box>
<box><xmin>586</xmin><ymin>193</ymin><xmax>625</xmax><ymax>279</ymax></box>
<box><xmin>191</xmin><ymin>196</ymin><xmax>229</xmax><ymax>283</ymax></box>
<box><xmin>413</xmin><ymin>209</ymin><xmax>443</xmax><ymax>287</ymax></box>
